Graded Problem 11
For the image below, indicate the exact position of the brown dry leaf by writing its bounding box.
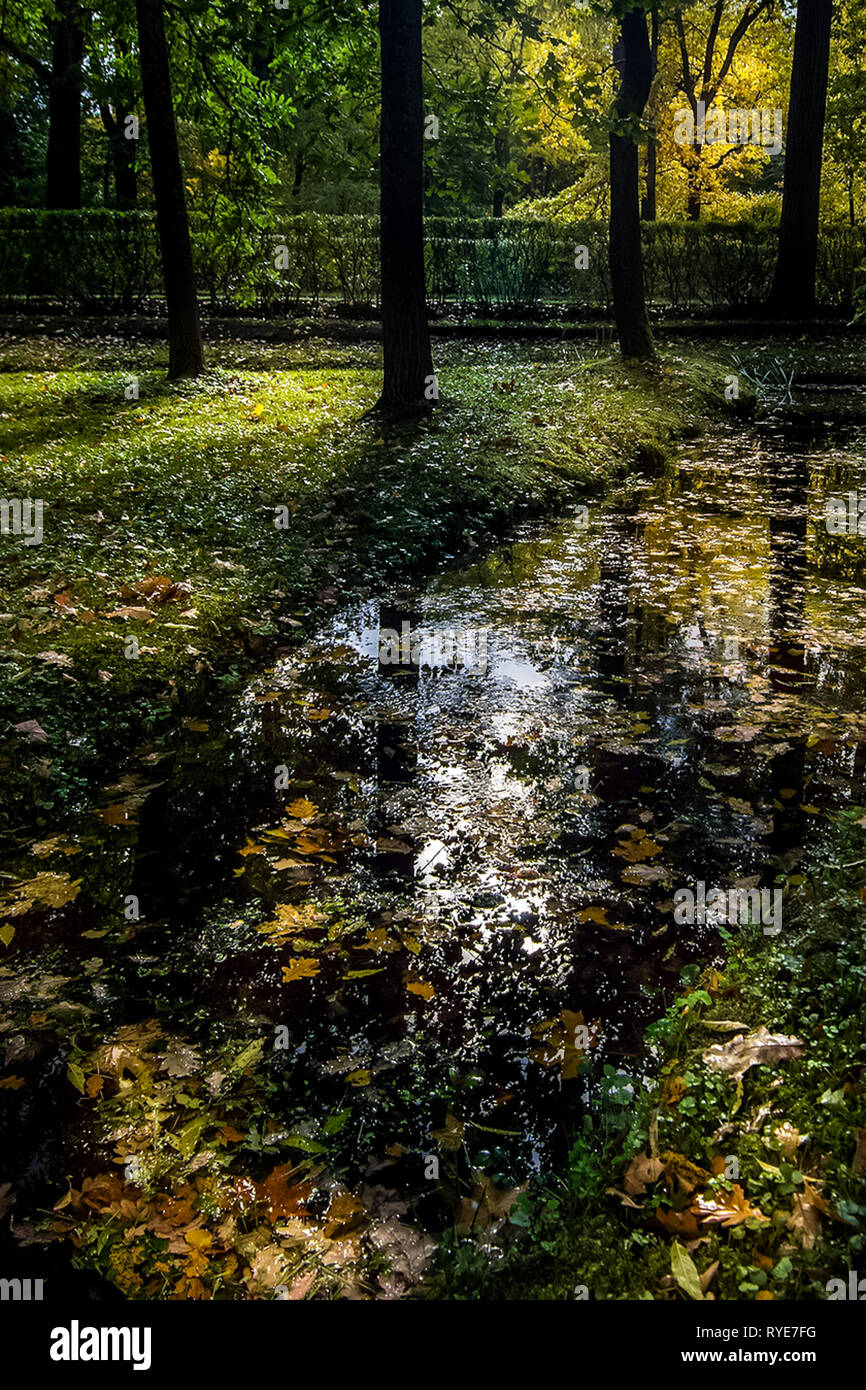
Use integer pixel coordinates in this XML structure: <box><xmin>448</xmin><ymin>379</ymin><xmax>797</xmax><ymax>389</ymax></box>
<box><xmin>613</xmin><ymin>834</ymin><xmax>663</xmax><ymax>863</ymax></box>
<box><xmin>606</xmin><ymin>1187</ymin><xmax>643</xmax><ymax>1209</ymax></box>
<box><xmin>624</xmin><ymin>1152</ymin><xmax>665</xmax><ymax>1196</ymax></box>
<box><xmin>34</xmin><ymin>650</ymin><xmax>74</xmax><ymax>668</ymax></box>
<box><xmin>108</xmin><ymin>606</ymin><xmax>152</xmax><ymax>622</ymax></box>
<box><xmin>621</xmin><ymin>864</ymin><xmax>667</xmax><ymax>884</ymax></box>
<box><xmin>430</xmin><ymin>1113</ymin><xmax>465</xmax><ymax>1151</ymax></box>
<box><xmin>12</xmin><ymin>719</ymin><xmax>48</xmax><ymax>743</ymax></box>
<box><xmin>702</xmin><ymin>1027</ymin><xmax>805</xmax><ymax>1081</ymax></box>
<box><xmin>406</xmin><ymin>980</ymin><xmax>435</xmax><ymax>1001</ymax></box>
<box><xmin>355</xmin><ymin>927</ymin><xmax>400</xmax><ymax>954</ymax></box>
<box><xmin>1</xmin><ymin>871</ymin><xmax>82</xmax><ymax>917</ymax></box>
<box><xmin>256</xmin><ymin>1165</ymin><xmax>314</xmax><ymax>1220</ymax></box>
<box><xmin>655</xmin><ymin>1206</ymin><xmax>702</xmax><ymax>1239</ymax></box>
<box><xmin>662</xmin><ymin>1152</ymin><xmax>711</xmax><ymax>1196</ymax></box>
<box><xmin>660</xmin><ymin>1075</ymin><xmax>687</xmax><ymax>1106</ymax></box>
<box><xmin>530</xmin><ymin>1009</ymin><xmax>601</xmax><ymax>1080</ymax></box>
<box><xmin>456</xmin><ymin>1174</ymin><xmax>526</xmax><ymax>1233</ymax></box>
<box><xmin>576</xmin><ymin>906</ymin><xmax>629</xmax><ymax>930</ymax></box>
<box><xmin>259</xmin><ymin>903</ymin><xmax>326</xmax><ymax>944</ymax></box>
<box><xmin>772</xmin><ymin>1122</ymin><xmax>801</xmax><ymax>1160</ymax></box>
<box><xmin>700</xmin><ymin>1260</ymin><xmax>720</xmax><ymax>1294</ymax></box>
<box><xmin>282</xmin><ymin>957</ymin><xmax>320</xmax><ymax>984</ymax></box>
<box><xmin>852</xmin><ymin>1128</ymin><xmax>866</xmax><ymax>1178</ymax></box>
<box><xmin>693</xmin><ymin>1183</ymin><xmax>768</xmax><ymax>1228</ymax></box>
<box><xmin>368</xmin><ymin>1216</ymin><xmax>435</xmax><ymax>1290</ymax></box>
<box><xmin>277</xmin><ymin>1272</ymin><xmax>316</xmax><ymax>1301</ymax></box>
<box><xmin>788</xmin><ymin>1193</ymin><xmax>823</xmax><ymax>1249</ymax></box>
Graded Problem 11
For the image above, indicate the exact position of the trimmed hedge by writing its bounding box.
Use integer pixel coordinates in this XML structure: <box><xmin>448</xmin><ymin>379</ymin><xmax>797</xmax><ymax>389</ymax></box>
<box><xmin>0</xmin><ymin>207</ymin><xmax>863</xmax><ymax>316</ymax></box>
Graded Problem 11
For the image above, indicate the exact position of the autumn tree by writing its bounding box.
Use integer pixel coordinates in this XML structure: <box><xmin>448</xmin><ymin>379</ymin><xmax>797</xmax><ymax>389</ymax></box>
<box><xmin>672</xmin><ymin>0</ymin><xmax>774</xmax><ymax>220</ymax></box>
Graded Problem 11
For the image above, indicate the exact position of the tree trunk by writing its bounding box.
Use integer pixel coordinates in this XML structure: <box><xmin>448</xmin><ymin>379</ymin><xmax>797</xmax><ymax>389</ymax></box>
<box><xmin>640</xmin><ymin>7</ymin><xmax>659</xmax><ymax>221</ymax></box>
<box><xmin>135</xmin><ymin>0</ymin><xmax>203</xmax><ymax>377</ymax></box>
<box><xmin>45</xmin><ymin>0</ymin><xmax>83</xmax><ymax>209</ymax></box>
<box><xmin>609</xmin><ymin>12</ymin><xmax>655</xmax><ymax>360</ymax></box>
<box><xmin>377</xmin><ymin>0</ymin><xmax>435</xmax><ymax>413</ymax></box>
<box><xmin>102</xmin><ymin>103</ymin><xmax>138</xmax><ymax>209</ymax></box>
<box><xmin>686</xmin><ymin>143</ymin><xmax>703</xmax><ymax>221</ymax></box>
<box><xmin>767</xmin><ymin>0</ymin><xmax>833</xmax><ymax>317</ymax></box>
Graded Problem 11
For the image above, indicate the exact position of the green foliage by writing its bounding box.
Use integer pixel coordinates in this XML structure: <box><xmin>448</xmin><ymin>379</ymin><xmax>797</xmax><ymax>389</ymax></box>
<box><xmin>2</xmin><ymin>208</ymin><xmax>865</xmax><ymax>315</ymax></box>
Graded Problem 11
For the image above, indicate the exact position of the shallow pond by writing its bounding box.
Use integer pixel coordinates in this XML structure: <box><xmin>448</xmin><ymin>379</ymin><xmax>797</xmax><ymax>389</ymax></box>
<box><xmin>3</xmin><ymin>391</ymin><xmax>866</xmax><ymax>1294</ymax></box>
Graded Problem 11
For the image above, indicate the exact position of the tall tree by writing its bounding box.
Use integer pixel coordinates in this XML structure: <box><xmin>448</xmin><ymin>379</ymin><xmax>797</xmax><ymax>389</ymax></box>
<box><xmin>672</xmin><ymin>0</ymin><xmax>774</xmax><ymax>220</ymax></box>
<box><xmin>640</xmin><ymin>6</ymin><xmax>659</xmax><ymax>220</ymax></box>
<box><xmin>609</xmin><ymin>6</ymin><xmax>655</xmax><ymax>359</ymax></box>
<box><xmin>135</xmin><ymin>0</ymin><xmax>203</xmax><ymax>378</ymax></box>
<box><xmin>0</xmin><ymin>0</ymin><xmax>83</xmax><ymax>207</ymax></box>
<box><xmin>767</xmin><ymin>0</ymin><xmax>833</xmax><ymax>316</ymax></box>
<box><xmin>45</xmin><ymin>0</ymin><xmax>83</xmax><ymax>207</ymax></box>
<box><xmin>377</xmin><ymin>0</ymin><xmax>435</xmax><ymax>412</ymax></box>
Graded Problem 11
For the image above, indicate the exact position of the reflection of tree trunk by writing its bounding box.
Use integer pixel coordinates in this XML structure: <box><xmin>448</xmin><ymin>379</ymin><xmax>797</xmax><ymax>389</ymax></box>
<box><xmin>767</xmin><ymin>0</ymin><xmax>833</xmax><ymax>317</ymax></box>
<box><xmin>377</xmin><ymin>604</ymin><xmax>421</xmax><ymax>684</ymax></box>
<box><xmin>609</xmin><ymin>12</ymin><xmax>655</xmax><ymax>360</ymax></box>
<box><xmin>46</xmin><ymin>0</ymin><xmax>83</xmax><ymax>209</ymax></box>
<box><xmin>640</xmin><ymin>8</ymin><xmax>659</xmax><ymax>222</ymax></box>
<box><xmin>766</xmin><ymin>447</ymin><xmax>811</xmax><ymax>872</ymax></box>
<box><xmin>135</xmin><ymin>0</ymin><xmax>204</xmax><ymax>378</ymax></box>
<box><xmin>596</xmin><ymin>521</ymin><xmax>635</xmax><ymax>696</ymax></box>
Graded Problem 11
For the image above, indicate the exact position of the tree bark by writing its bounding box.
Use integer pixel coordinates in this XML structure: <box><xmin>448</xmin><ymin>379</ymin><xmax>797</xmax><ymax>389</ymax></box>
<box><xmin>640</xmin><ymin>7</ymin><xmax>659</xmax><ymax>221</ymax></box>
<box><xmin>609</xmin><ymin>11</ymin><xmax>655</xmax><ymax>359</ymax></box>
<box><xmin>45</xmin><ymin>0</ymin><xmax>83</xmax><ymax>208</ymax></box>
<box><xmin>767</xmin><ymin>0</ymin><xmax>833</xmax><ymax>317</ymax></box>
<box><xmin>101</xmin><ymin>103</ymin><xmax>138</xmax><ymax>209</ymax></box>
<box><xmin>135</xmin><ymin>0</ymin><xmax>203</xmax><ymax>377</ymax></box>
<box><xmin>377</xmin><ymin>0</ymin><xmax>435</xmax><ymax>412</ymax></box>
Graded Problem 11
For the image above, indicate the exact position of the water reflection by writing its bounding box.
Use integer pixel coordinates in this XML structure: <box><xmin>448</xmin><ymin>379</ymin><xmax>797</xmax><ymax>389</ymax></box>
<box><xmin>4</xmin><ymin>406</ymin><xmax>866</xmax><ymax>1217</ymax></box>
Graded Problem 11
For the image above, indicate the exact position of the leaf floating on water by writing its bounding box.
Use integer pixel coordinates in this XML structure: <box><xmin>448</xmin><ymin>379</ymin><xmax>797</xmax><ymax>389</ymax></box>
<box><xmin>530</xmin><ymin>1009</ymin><xmax>601</xmax><ymax>1079</ymax></box>
<box><xmin>613</xmin><ymin>832</ymin><xmax>663</xmax><ymax>863</ymax></box>
<box><xmin>406</xmin><ymin>980</ymin><xmax>435</xmax><ymax>1001</ymax></box>
<box><xmin>430</xmin><ymin>1113</ymin><xmax>465</xmax><ymax>1150</ymax></box>
<box><xmin>1</xmin><ymin>871</ymin><xmax>82</xmax><ymax>917</ymax></box>
<box><xmin>281</xmin><ymin>957</ymin><xmax>320</xmax><ymax>984</ymax></box>
<box><xmin>576</xmin><ymin>906</ymin><xmax>629</xmax><ymax>930</ymax></box>
<box><xmin>285</xmin><ymin>798</ymin><xmax>317</xmax><ymax>820</ymax></box>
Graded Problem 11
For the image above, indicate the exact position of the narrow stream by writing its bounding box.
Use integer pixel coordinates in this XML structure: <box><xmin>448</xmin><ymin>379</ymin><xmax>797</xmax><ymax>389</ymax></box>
<box><xmin>3</xmin><ymin>390</ymin><xmax>866</xmax><ymax>1292</ymax></box>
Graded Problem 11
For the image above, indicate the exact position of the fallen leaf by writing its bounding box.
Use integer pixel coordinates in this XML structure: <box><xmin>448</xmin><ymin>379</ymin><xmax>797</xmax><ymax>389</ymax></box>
<box><xmin>702</xmin><ymin>1027</ymin><xmax>805</xmax><ymax>1081</ymax></box>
